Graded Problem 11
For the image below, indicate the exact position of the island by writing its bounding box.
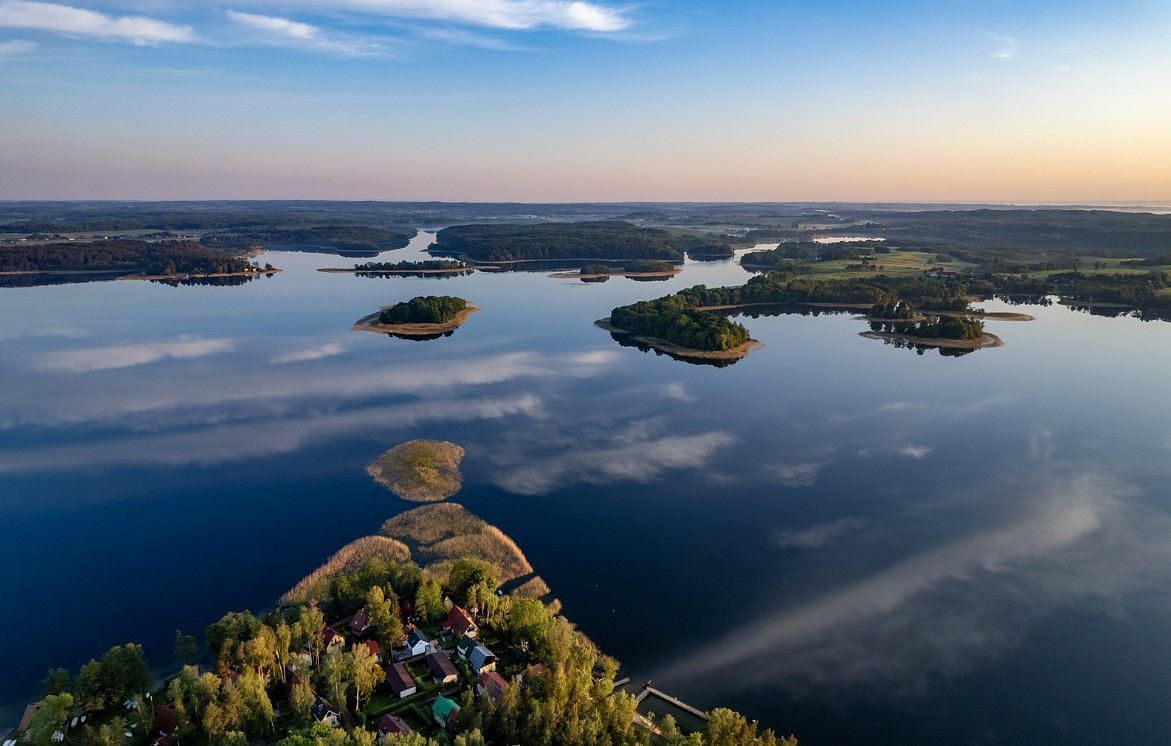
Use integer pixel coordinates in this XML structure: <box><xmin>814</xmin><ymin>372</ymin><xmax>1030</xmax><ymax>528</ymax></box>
<box><xmin>598</xmin><ymin>295</ymin><xmax>759</xmax><ymax>363</ymax></box>
<box><xmin>550</xmin><ymin>259</ymin><xmax>683</xmax><ymax>281</ymax></box>
<box><xmin>353</xmin><ymin>295</ymin><xmax>478</xmax><ymax>338</ymax></box>
<box><xmin>366</xmin><ymin>440</ymin><xmax>465</xmax><ymax>503</ymax></box>
<box><xmin>430</xmin><ymin>221</ymin><xmax>736</xmax><ymax>263</ymax></box>
<box><xmin>319</xmin><ymin>259</ymin><xmax>474</xmax><ymax>277</ymax></box>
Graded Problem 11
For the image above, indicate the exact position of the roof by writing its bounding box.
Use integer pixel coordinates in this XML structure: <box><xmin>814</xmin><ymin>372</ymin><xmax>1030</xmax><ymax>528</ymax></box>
<box><xmin>386</xmin><ymin>662</ymin><xmax>415</xmax><ymax>694</ymax></box>
<box><xmin>470</xmin><ymin>644</ymin><xmax>496</xmax><ymax>669</ymax></box>
<box><xmin>323</xmin><ymin>627</ymin><xmax>343</xmax><ymax>646</ymax></box>
<box><xmin>406</xmin><ymin>628</ymin><xmax>429</xmax><ymax>647</ymax></box>
<box><xmin>455</xmin><ymin>635</ymin><xmax>477</xmax><ymax>657</ymax></box>
<box><xmin>18</xmin><ymin>702</ymin><xmax>43</xmax><ymax>732</ymax></box>
<box><xmin>426</xmin><ymin>651</ymin><xmax>459</xmax><ymax>680</ymax></box>
<box><xmin>361</xmin><ymin>639</ymin><xmax>382</xmax><ymax>657</ymax></box>
<box><xmin>154</xmin><ymin>705</ymin><xmax>177</xmax><ymax>735</ymax></box>
<box><xmin>350</xmin><ymin>608</ymin><xmax>369</xmax><ymax>633</ymax></box>
<box><xmin>432</xmin><ymin>695</ymin><xmax>460</xmax><ymax>721</ymax></box>
<box><xmin>443</xmin><ymin>605</ymin><xmax>477</xmax><ymax>636</ymax></box>
<box><xmin>377</xmin><ymin>714</ymin><xmax>411</xmax><ymax>735</ymax></box>
<box><xmin>479</xmin><ymin>670</ymin><xmax>509</xmax><ymax>699</ymax></box>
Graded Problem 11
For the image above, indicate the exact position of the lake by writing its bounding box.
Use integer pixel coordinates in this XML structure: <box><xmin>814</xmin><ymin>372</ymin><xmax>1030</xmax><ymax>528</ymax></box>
<box><xmin>3</xmin><ymin>232</ymin><xmax>1171</xmax><ymax>743</ymax></box>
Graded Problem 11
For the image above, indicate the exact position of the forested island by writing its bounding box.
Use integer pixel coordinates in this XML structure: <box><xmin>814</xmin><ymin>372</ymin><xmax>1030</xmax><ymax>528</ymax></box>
<box><xmin>201</xmin><ymin>226</ymin><xmax>416</xmax><ymax>256</ymax></box>
<box><xmin>0</xmin><ymin>239</ymin><xmax>278</xmax><ymax>282</ymax></box>
<box><xmin>353</xmin><ymin>296</ymin><xmax>478</xmax><ymax>338</ymax></box>
<box><xmin>549</xmin><ymin>260</ymin><xmax>682</xmax><ymax>281</ymax></box>
<box><xmin>12</xmin><ymin>501</ymin><xmax>792</xmax><ymax>746</ymax></box>
<box><xmin>430</xmin><ymin>222</ymin><xmax>735</xmax><ymax>263</ymax></box>
<box><xmin>367</xmin><ymin>440</ymin><xmax>465</xmax><ymax>502</ymax></box>
<box><xmin>320</xmin><ymin>260</ymin><xmax>473</xmax><ymax>277</ymax></box>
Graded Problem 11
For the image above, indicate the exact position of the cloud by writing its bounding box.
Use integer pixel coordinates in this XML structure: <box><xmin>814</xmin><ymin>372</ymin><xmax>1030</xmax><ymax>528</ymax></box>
<box><xmin>0</xmin><ymin>36</ymin><xmax>34</xmax><ymax>54</ymax></box>
<box><xmin>770</xmin><ymin>460</ymin><xmax>827</xmax><ymax>487</ymax></box>
<box><xmin>270</xmin><ymin>341</ymin><xmax>347</xmax><ymax>365</ymax></box>
<box><xmin>658</xmin><ymin>473</ymin><xmax>1148</xmax><ymax>691</ymax></box>
<box><xmin>414</xmin><ymin>26</ymin><xmax>524</xmax><ymax>51</ymax></box>
<box><xmin>0</xmin><ymin>1</ymin><xmax>194</xmax><ymax>44</ymax></box>
<box><xmin>36</xmin><ymin>337</ymin><xmax>234</xmax><ymax>373</ymax></box>
<box><xmin>661</xmin><ymin>382</ymin><xmax>694</xmax><ymax>402</ymax></box>
<box><xmin>988</xmin><ymin>33</ymin><xmax>1018</xmax><ymax>59</ymax></box>
<box><xmin>226</xmin><ymin>9</ymin><xmax>381</xmax><ymax>55</ymax></box>
<box><xmin>0</xmin><ymin>393</ymin><xmax>544</xmax><ymax>473</ymax></box>
<box><xmin>493</xmin><ymin>430</ymin><xmax>737</xmax><ymax>495</ymax></box>
<box><xmin>896</xmin><ymin>443</ymin><xmax>933</xmax><ymax>459</ymax></box>
<box><xmin>0</xmin><ymin>324</ymin><xmax>84</xmax><ymax>340</ymax></box>
<box><xmin>772</xmin><ymin>517</ymin><xmax>867</xmax><ymax>549</ymax></box>
<box><xmin>246</xmin><ymin>0</ymin><xmax>631</xmax><ymax>32</ymax></box>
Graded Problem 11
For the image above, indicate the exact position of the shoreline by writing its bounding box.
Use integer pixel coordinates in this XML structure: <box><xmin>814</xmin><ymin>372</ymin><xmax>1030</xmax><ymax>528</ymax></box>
<box><xmin>118</xmin><ymin>269</ymin><xmax>282</xmax><ymax>281</ymax></box>
<box><xmin>318</xmin><ymin>267</ymin><xmax>474</xmax><ymax>275</ymax></box>
<box><xmin>595</xmin><ymin>318</ymin><xmax>760</xmax><ymax>361</ymax></box>
<box><xmin>352</xmin><ymin>304</ymin><xmax>479</xmax><ymax>336</ymax></box>
<box><xmin>859</xmin><ymin>330</ymin><xmax>1003</xmax><ymax>350</ymax></box>
<box><xmin>549</xmin><ymin>268</ymin><xmax>682</xmax><ymax>280</ymax></box>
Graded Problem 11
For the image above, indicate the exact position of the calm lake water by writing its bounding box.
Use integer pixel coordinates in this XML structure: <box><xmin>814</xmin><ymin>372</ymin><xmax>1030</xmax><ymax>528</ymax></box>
<box><xmin>4</xmin><ymin>233</ymin><xmax>1171</xmax><ymax>743</ymax></box>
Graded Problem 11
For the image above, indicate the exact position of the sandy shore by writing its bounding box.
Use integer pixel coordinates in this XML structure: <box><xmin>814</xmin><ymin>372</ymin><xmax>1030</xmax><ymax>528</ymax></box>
<box><xmin>353</xmin><ymin>304</ymin><xmax>478</xmax><ymax>336</ymax></box>
<box><xmin>596</xmin><ymin>318</ymin><xmax>760</xmax><ymax>362</ymax></box>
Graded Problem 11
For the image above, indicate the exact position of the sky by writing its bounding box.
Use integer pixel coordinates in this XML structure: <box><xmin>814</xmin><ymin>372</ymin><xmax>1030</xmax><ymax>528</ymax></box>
<box><xmin>1</xmin><ymin>0</ymin><xmax>1170</xmax><ymax>202</ymax></box>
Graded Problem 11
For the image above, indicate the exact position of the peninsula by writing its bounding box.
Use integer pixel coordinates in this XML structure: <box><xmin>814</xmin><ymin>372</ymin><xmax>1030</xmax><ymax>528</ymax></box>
<box><xmin>353</xmin><ymin>296</ymin><xmax>478</xmax><ymax>338</ymax></box>
<box><xmin>550</xmin><ymin>260</ymin><xmax>682</xmax><ymax>281</ymax></box>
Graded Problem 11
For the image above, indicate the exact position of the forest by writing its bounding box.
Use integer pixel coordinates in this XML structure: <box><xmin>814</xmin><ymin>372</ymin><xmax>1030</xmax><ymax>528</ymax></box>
<box><xmin>378</xmin><ymin>296</ymin><xmax>469</xmax><ymax>325</ymax></box>
<box><xmin>354</xmin><ymin>260</ymin><xmax>469</xmax><ymax>272</ymax></box>
<box><xmin>0</xmin><ymin>239</ymin><xmax>256</xmax><ymax>275</ymax></box>
<box><xmin>431</xmin><ymin>222</ymin><xmax>735</xmax><ymax>262</ymax></box>
<box><xmin>609</xmin><ymin>296</ymin><xmax>751</xmax><ymax>352</ymax></box>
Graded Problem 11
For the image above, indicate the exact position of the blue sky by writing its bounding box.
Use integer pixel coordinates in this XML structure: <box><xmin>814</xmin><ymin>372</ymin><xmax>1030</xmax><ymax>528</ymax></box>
<box><xmin>1</xmin><ymin>0</ymin><xmax>1169</xmax><ymax>201</ymax></box>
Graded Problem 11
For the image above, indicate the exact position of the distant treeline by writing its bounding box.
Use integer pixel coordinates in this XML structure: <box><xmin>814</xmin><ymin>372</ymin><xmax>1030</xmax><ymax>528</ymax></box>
<box><xmin>0</xmin><ymin>239</ymin><xmax>254</xmax><ymax>275</ymax></box>
<box><xmin>202</xmin><ymin>225</ymin><xmax>415</xmax><ymax>253</ymax></box>
<box><xmin>741</xmin><ymin>241</ymin><xmax>889</xmax><ymax>268</ymax></box>
<box><xmin>354</xmin><ymin>259</ymin><xmax>468</xmax><ymax>271</ymax></box>
<box><xmin>674</xmin><ymin>272</ymin><xmax>972</xmax><ymax>311</ymax></box>
<box><xmin>987</xmin><ymin>270</ymin><xmax>1171</xmax><ymax>311</ymax></box>
<box><xmin>433</xmin><ymin>221</ymin><xmax>735</xmax><ymax>262</ymax></box>
<box><xmin>378</xmin><ymin>295</ymin><xmax>469</xmax><ymax>324</ymax></box>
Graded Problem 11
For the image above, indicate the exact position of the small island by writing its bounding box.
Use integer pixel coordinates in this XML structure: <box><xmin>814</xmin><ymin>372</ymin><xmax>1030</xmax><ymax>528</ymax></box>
<box><xmin>859</xmin><ymin>301</ymin><xmax>1001</xmax><ymax>350</ymax></box>
<box><xmin>598</xmin><ymin>296</ymin><xmax>759</xmax><ymax>363</ymax></box>
<box><xmin>550</xmin><ymin>259</ymin><xmax>682</xmax><ymax>281</ymax></box>
<box><xmin>367</xmin><ymin>439</ymin><xmax>465</xmax><ymax>502</ymax></box>
<box><xmin>353</xmin><ymin>295</ymin><xmax>478</xmax><ymax>338</ymax></box>
<box><xmin>319</xmin><ymin>259</ymin><xmax>474</xmax><ymax>276</ymax></box>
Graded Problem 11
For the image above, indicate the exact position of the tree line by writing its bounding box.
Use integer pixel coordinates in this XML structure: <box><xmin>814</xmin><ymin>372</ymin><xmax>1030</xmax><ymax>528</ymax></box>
<box><xmin>377</xmin><ymin>296</ymin><xmax>469</xmax><ymax>325</ymax></box>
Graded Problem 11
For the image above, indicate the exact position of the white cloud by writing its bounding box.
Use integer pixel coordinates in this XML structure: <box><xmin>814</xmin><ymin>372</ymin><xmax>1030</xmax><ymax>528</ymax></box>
<box><xmin>770</xmin><ymin>460</ymin><xmax>827</xmax><ymax>487</ymax></box>
<box><xmin>245</xmin><ymin>0</ymin><xmax>631</xmax><ymax>32</ymax></box>
<box><xmin>0</xmin><ymin>1</ymin><xmax>194</xmax><ymax>44</ymax></box>
<box><xmin>0</xmin><ymin>36</ymin><xmax>34</xmax><ymax>54</ymax></box>
<box><xmin>988</xmin><ymin>33</ymin><xmax>1018</xmax><ymax>59</ymax></box>
<box><xmin>36</xmin><ymin>337</ymin><xmax>234</xmax><ymax>373</ymax></box>
<box><xmin>896</xmin><ymin>443</ymin><xmax>933</xmax><ymax>459</ymax></box>
<box><xmin>0</xmin><ymin>324</ymin><xmax>84</xmax><ymax>340</ymax></box>
<box><xmin>772</xmin><ymin>517</ymin><xmax>867</xmax><ymax>549</ymax></box>
<box><xmin>226</xmin><ymin>9</ymin><xmax>380</xmax><ymax>55</ymax></box>
<box><xmin>661</xmin><ymin>382</ymin><xmax>694</xmax><ymax>402</ymax></box>
<box><xmin>493</xmin><ymin>430</ymin><xmax>736</xmax><ymax>495</ymax></box>
<box><xmin>270</xmin><ymin>341</ymin><xmax>347</xmax><ymax>365</ymax></box>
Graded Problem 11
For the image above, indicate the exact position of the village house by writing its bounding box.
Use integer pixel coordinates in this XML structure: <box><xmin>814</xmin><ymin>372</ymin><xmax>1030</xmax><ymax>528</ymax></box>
<box><xmin>477</xmin><ymin>670</ymin><xmax>509</xmax><ymax>701</ymax></box>
<box><xmin>377</xmin><ymin>714</ymin><xmax>411</xmax><ymax>736</ymax></box>
<box><xmin>403</xmin><ymin>628</ymin><xmax>431</xmax><ymax>658</ymax></box>
<box><xmin>322</xmin><ymin>627</ymin><xmax>345</xmax><ymax>651</ymax></box>
<box><xmin>431</xmin><ymin>695</ymin><xmax>461</xmax><ymax>729</ymax></box>
<box><xmin>469</xmin><ymin>643</ymin><xmax>497</xmax><ymax>674</ymax></box>
<box><xmin>385</xmin><ymin>661</ymin><xmax>417</xmax><ymax>699</ymax></box>
<box><xmin>442</xmin><ymin>604</ymin><xmax>478</xmax><ymax>639</ymax></box>
<box><xmin>360</xmin><ymin>639</ymin><xmax>382</xmax><ymax>662</ymax></box>
<box><xmin>349</xmin><ymin>608</ymin><xmax>370</xmax><ymax>636</ymax></box>
<box><xmin>311</xmin><ymin>698</ymin><xmax>341</xmax><ymax>728</ymax></box>
<box><xmin>426</xmin><ymin>650</ymin><xmax>459</xmax><ymax>685</ymax></box>
<box><xmin>455</xmin><ymin>634</ymin><xmax>477</xmax><ymax>661</ymax></box>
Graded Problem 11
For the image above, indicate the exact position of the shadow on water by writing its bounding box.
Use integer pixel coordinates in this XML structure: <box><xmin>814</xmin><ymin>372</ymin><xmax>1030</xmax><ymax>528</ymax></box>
<box><xmin>383</xmin><ymin>330</ymin><xmax>457</xmax><ymax>342</ymax></box>
<box><xmin>606</xmin><ymin>330</ymin><xmax>741</xmax><ymax>368</ymax></box>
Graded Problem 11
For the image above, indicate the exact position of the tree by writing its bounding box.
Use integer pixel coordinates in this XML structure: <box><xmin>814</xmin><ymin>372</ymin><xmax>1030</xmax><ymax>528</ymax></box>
<box><xmin>175</xmin><ymin>630</ymin><xmax>198</xmax><ymax>667</ymax></box>
<box><xmin>347</xmin><ymin>643</ymin><xmax>383</xmax><ymax>710</ymax></box>
<box><xmin>317</xmin><ymin>647</ymin><xmax>347</xmax><ymax>708</ymax></box>
<box><xmin>41</xmin><ymin>667</ymin><xmax>72</xmax><ymax>697</ymax></box>
<box><xmin>415</xmin><ymin>579</ymin><xmax>445</xmax><ymax>623</ymax></box>
<box><xmin>365</xmin><ymin>585</ymin><xmax>405</xmax><ymax>648</ymax></box>
<box><xmin>297</xmin><ymin>605</ymin><xmax>327</xmax><ymax>666</ymax></box>
<box><xmin>90</xmin><ymin>716</ymin><xmax>128</xmax><ymax>746</ymax></box>
<box><xmin>289</xmin><ymin>678</ymin><xmax>315</xmax><ymax>724</ymax></box>
<box><xmin>207</xmin><ymin>611</ymin><xmax>262</xmax><ymax>672</ymax></box>
<box><xmin>445</xmin><ymin>558</ymin><xmax>499</xmax><ymax>609</ymax></box>
<box><xmin>24</xmin><ymin>692</ymin><xmax>73</xmax><ymax>745</ymax></box>
<box><xmin>275</xmin><ymin>621</ymin><xmax>293</xmax><ymax>682</ymax></box>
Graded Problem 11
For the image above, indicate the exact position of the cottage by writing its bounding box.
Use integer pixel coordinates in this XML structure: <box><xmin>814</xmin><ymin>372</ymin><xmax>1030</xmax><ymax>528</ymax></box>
<box><xmin>360</xmin><ymin>639</ymin><xmax>382</xmax><ymax>661</ymax></box>
<box><xmin>311</xmin><ymin>698</ymin><xmax>341</xmax><ymax>728</ymax></box>
<box><xmin>385</xmin><ymin>662</ymin><xmax>417</xmax><ymax>699</ymax></box>
<box><xmin>323</xmin><ymin>627</ymin><xmax>345</xmax><ymax>650</ymax></box>
<box><xmin>377</xmin><ymin>714</ymin><xmax>411</xmax><ymax>736</ymax></box>
<box><xmin>469</xmin><ymin>644</ymin><xmax>497</xmax><ymax>674</ymax></box>
<box><xmin>455</xmin><ymin>634</ymin><xmax>477</xmax><ymax>660</ymax></box>
<box><xmin>403</xmin><ymin>628</ymin><xmax>431</xmax><ymax>657</ymax></box>
<box><xmin>350</xmin><ymin>608</ymin><xmax>370</xmax><ymax>636</ymax></box>
<box><xmin>442</xmin><ymin>605</ymin><xmax>478</xmax><ymax>638</ymax></box>
<box><xmin>431</xmin><ymin>695</ymin><xmax>461</xmax><ymax>729</ymax></box>
<box><xmin>426</xmin><ymin>651</ymin><xmax>459</xmax><ymax>685</ymax></box>
<box><xmin>477</xmin><ymin>670</ymin><xmax>509</xmax><ymax>701</ymax></box>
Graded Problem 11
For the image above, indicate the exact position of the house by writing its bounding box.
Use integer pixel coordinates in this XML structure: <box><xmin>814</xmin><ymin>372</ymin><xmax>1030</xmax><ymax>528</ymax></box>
<box><xmin>360</xmin><ymin>639</ymin><xmax>382</xmax><ymax>661</ymax></box>
<box><xmin>455</xmin><ymin>634</ymin><xmax>477</xmax><ymax>660</ymax></box>
<box><xmin>18</xmin><ymin>702</ymin><xmax>42</xmax><ymax>732</ymax></box>
<box><xmin>385</xmin><ymin>662</ymin><xmax>417</xmax><ymax>699</ymax></box>
<box><xmin>442</xmin><ymin>605</ymin><xmax>477</xmax><ymax>638</ymax></box>
<box><xmin>403</xmin><ymin>628</ymin><xmax>431</xmax><ymax>657</ymax></box>
<box><xmin>426</xmin><ymin>651</ymin><xmax>459</xmax><ymax>685</ymax></box>
<box><xmin>477</xmin><ymin>670</ymin><xmax>509</xmax><ymax>701</ymax></box>
<box><xmin>468</xmin><ymin>644</ymin><xmax>497</xmax><ymax>674</ymax></box>
<box><xmin>153</xmin><ymin>705</ymin><xmax>177</xmax><ymax>737</ymax></box>
<box><xmin>431</xmin><ymin>695</ymin><xmax>461</xmax><ymax>729</ymax></box>
<box><xmin>350</xmin><ymin>608</ymin><xmax>370</xmax><ymax>636</ymax></box>
<box><xmin>377</xmin><ymin>714</ymin><xmax>411</xmax><ymax>736</ymax></box>
<box><xmin>516</xmin><ymin>663</ymin><xmax>546</xmax><ymax>684</ymax></box>
<box><xmin>311</xmin><ymin>698</ymin><xmax>341</xmax><ymax>728</ymax></box>
<box><xmin>323</xmin><ymin>627</ymin><xmax>345</xmax><ymax>650</ymax></box>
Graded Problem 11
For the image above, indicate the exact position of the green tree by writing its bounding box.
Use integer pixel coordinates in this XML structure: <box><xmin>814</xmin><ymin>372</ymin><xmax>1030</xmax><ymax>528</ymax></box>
<box><xmin>317</xmin><ymin>647</ymin><xmax>347</xmax><ymax>708</ymax></box>
<box><xmin>289</xmin><ymin>678</ymin><xmax>315</xmax><ymax>724</ymax></box>
<box><xmin>365</xmin><ymin>585</ymin><xmax>405</xmax><ymax>648</ymax></box>
<box><xmin>347</xmin><ymin>643</ymin><xmax>383</xmax><ymax>710</ymax></box>
<box><xmin>175</xmin><ymin>630</ymin><xmax>198</xmax><ymax>667</ymax></box>
<box><xmin>24</xmin><ymin>693</ymin><xmax>73</xmax><ymax>745</ymax></box>
<box><xmin>41</xmin><ymin>667</ymin><xmax>72</xmax><ymax>697</ymax></box>
<box><xmin>415</xmin><ymin>579</ymin><xmax>446</xmax><ymax>623</ymax></box>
